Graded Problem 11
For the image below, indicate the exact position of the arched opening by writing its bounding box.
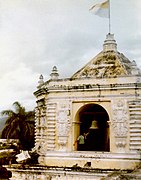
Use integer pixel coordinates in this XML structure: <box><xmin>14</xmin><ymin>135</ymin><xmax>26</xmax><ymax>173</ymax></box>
<box><xmin>76</xmin><ymin>103</ymin><xmax>110</xmax><ymax>152</ymax></box>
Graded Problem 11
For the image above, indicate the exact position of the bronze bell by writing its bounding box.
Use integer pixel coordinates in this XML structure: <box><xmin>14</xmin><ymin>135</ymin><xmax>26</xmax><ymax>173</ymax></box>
<box><xmin>89</xmin><ymin>120</ymin><xmax>99</xmax><ymax>129</ymax></box>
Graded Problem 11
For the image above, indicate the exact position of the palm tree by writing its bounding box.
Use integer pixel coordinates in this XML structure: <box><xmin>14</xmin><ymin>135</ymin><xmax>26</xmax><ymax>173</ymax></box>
<box><xmin>1</xmin><ymin>101</ymin><xmax>35</xmax><ymax>150</ymax></box>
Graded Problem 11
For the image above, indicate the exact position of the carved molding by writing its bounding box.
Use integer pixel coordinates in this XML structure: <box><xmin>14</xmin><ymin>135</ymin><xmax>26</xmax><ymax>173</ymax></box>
<box><xmin>111</xmin><ymin>99</ymin><xmax>129</xmax><ymax>151</ymax></box>
<box><xmin>35</xmin><ymin>105</ymin><xmax>46</xmax><ymax>126</ymax></box>
<box><xmin>35</xmin><ymin>100</ymin><xmax>47</xmax><ymax>153</ymax></box>
<box><xmin>71</xmin><ymin>52</ymin><xmax>130</xmax><ymax>79</ymax></box>
<box><xmin>57</xmin><ymin>102</ymin><xmax>71</xmax><ymax>151</ymax></box>
<box><xmin>115</xmin><ymin>137</ymin><xmax>127</xmax><ymax>152</ymax></box>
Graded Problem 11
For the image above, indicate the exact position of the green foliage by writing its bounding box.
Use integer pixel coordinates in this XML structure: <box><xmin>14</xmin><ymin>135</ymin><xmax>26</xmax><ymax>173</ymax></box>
<box><xmin>1</xmin><ymin>101</ymin><xmax>35</xmax><ymax>150</ymax></box>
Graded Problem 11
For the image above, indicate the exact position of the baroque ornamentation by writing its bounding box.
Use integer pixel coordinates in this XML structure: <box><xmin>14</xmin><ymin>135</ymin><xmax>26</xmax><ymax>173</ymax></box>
<box><xmin>35</xmin><ymin>105</ymin><xmax>46</xmax><ymax>127</ymax></box>
<box><xmin>115</xmin><ymin>137</ymin><xmax>127</xmax><ymax>152</ymax></box>
<box><xmin>35</xmin><ymin>99</ymin><xmax>47</xmax><ymax>153</ymax></box>
<box><xmin>112</xmin><ymin>99</ymin><xmax>129</xmax><ymax>151</ymax></box>
<box><xmin>71</xmin><ymin>51</ymin><xmax>129</xmax><ymax>79</ymax></box>
<box><xmin>57</xmin><ymin>102</ymin><xmax>71</xmax><ymax>151</ymax></box>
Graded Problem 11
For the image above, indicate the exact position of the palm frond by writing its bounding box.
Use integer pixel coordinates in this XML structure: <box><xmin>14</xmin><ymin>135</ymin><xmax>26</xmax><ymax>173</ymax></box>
<box><xmin>1</xmin><ymin>110</ymin><xmax>15</xmax><ymax>117</ymax></box>
<box><xmin>1</xmin><ymin>101</ymin><xmax>35</xmax><ymax>150</ymax></box>
<box><xmin>25</xmin><ymin>111</ymin><xmax>35</xmax><ymax>121</ymax></box>
<box><xmin>13</xmin><ymin>101</ymin><xmax>25</xmax><ymax>114</ymax></box>
<box><xmin>6</xmin><ymin>114</ymin><xmax>19</xmax><ymax>124</ymax></box>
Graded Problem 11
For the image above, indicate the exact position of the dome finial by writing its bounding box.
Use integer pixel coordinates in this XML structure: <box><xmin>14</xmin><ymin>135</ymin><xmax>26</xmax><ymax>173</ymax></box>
<box><xmin>50</xmin><ymin>66</ymin><xmax>59</xmax><ymax>80</ymax></box>
<box><xmin>37</xmin><ymin>74</ymin><xmax>44</xmax><ymax>89</ymax></box>
<box><xmin>38</xmin><ymin>74</ymin><xmax>44</xmax><ymax>86</ymax></box>
<box><xmin>103</xmin><ymin>33</ymin><xmax>117</xmax><ymax>52</ymax></box>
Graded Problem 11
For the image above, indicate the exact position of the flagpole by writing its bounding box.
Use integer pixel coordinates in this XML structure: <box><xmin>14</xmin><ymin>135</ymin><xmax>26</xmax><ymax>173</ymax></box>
<box><xmin>108</xmin><ymin>0</ymin><xmax>111</xmax><ymax>34</ymax></box>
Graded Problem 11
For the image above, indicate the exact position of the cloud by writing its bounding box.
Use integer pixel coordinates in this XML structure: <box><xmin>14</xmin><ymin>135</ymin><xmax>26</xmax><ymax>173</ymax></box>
<box><xmin>0</xmin><ymin>62</ymin><xmax>37</xmax><ymax>111</ymax></box>
<box><xmin>0</xmin><ymin>0</ymin><xmax>140</xmax><ymax>112</ymax></box>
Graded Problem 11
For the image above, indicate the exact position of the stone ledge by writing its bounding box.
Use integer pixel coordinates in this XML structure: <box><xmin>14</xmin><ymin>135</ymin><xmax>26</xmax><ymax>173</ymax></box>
<box><xmin>44</xmin><ymin>151</ymin><xmax>140</xmax><ymax>160</ymax></box>
<box><xmin>38</xmin><ymin>152</ymin><xmax>141</xmax><ymax>170</ymax></box>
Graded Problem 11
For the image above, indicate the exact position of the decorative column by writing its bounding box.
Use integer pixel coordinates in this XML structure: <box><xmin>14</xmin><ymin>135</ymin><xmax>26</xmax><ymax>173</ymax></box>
<box><xmin>34</xmin><ymin>99</ymin><xmax>47</xmax><ymax>155</ymax></box>
<box><xmin>57</xmin><ymin>102</ymin><xmax>71</xmax><ymax>151</ymax></box>
<box><xmin>111</xmin><ymin>99</ymin><xmax>129</xmax><ymax>152</ymax></box>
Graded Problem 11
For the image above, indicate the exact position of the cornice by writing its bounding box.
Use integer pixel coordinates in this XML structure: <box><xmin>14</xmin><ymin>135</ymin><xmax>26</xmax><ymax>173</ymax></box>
<box><xmin>34</xmin><ymin>88</ymin><xmax>47</xmax><ymax>97</ymax></box>
<box><xmin>45</xmin><ymin>82</ymin><xmax>141</xmax><ymax>93</ymax></box>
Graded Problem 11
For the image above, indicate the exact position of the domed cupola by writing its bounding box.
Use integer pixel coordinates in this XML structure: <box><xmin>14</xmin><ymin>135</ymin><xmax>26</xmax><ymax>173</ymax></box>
<box><xmin>71</xmin><ymin>34</ymin><xmax>140</xmax><ymax>79</ymax></box>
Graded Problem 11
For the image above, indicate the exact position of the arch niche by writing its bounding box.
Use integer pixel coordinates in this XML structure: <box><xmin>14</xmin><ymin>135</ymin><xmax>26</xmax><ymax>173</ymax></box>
<box><xmin>76</xmin><ymin>103</ymin><xmax>110</xmax><ymax>152</ymax></box>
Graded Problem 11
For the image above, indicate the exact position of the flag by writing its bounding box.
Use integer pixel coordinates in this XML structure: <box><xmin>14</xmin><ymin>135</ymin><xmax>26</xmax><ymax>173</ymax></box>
<box><xmin>89</xmin><ymin>0</ymin><xmax>109</xmax><ymax>18</ymax></box>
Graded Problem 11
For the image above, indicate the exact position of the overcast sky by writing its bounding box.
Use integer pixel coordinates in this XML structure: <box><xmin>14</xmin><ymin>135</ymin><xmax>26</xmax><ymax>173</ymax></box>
<box><xmin>0</xmin><ymin>0</ymin><xmax>140</xmax><ymax>113</ymax></box>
